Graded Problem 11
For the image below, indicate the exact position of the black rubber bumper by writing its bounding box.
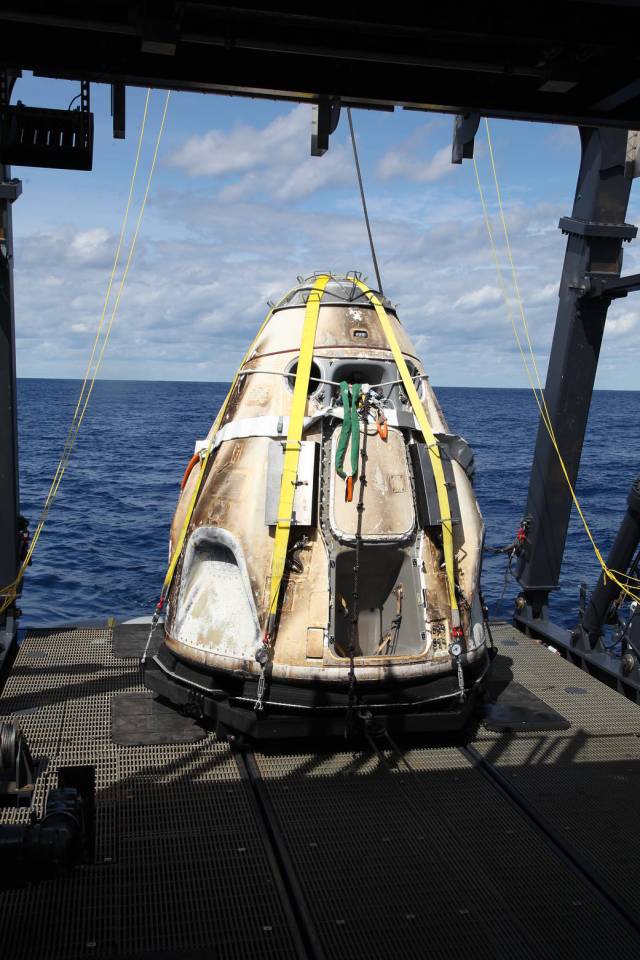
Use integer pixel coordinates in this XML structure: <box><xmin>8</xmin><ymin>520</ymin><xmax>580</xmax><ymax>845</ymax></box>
<box><xmin>143</xmin><ymin>640</ymin><xmax>491</xmax><ymax>740</ymax></box>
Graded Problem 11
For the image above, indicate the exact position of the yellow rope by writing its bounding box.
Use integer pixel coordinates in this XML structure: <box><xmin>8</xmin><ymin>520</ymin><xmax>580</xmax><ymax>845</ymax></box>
<box><xmin>31</xmin><ymin>91</ymin><xmax>156</xmax><ymax>515</ymax></box>
<box><xmin>484</xmin><ymin>121</ymin><xmax>640</xmax><ymax>590</ymax></box>
<box><xmin>476</xmin><ymin>120</ymin><xmax>639</xmax><ymax>601</ymax></box>
<box><xmin>70</xmin><ymin>90</ymin><xmax>151</xmax><ymax>428</ymax></box>
<box><xmin>68</xmin><ymin>92</ymin><xmax>171</xmax><ymax>443</ymax></box>
<box><xmin>0</xmin><ymin>90</ymin><xmax>170</xmax><ymax>614</ymax></box>
<box><xmin>17</xmin><ymin>91</ymin><xmax>151</xmax><ymax>550</ymax></box>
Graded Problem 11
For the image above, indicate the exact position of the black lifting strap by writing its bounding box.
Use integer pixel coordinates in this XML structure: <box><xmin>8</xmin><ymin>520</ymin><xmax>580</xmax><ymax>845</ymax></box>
<box><xmin>346</xmin><ymin>392</ymin><xmax>371</xmax><ymax>735</ymax></box>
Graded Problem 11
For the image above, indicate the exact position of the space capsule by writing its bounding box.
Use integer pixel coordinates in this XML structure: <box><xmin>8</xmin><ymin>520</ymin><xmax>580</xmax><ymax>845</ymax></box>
<box><xmin>144</xmin><ymin>274</ymin><xmax>491</xmax><ymax>738</ymax></box>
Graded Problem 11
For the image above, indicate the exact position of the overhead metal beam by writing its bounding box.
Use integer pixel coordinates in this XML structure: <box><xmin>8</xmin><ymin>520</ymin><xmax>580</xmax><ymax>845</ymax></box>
<box><xmin>592</xmin><ymin>78</ymin><xmax>640</xmax><ymax>111</ymax></box>
<box><xmin>1</xmin><ymin>4</ymin><xmax>640</xmax><ymax>127</ymax></box>
<box><xmin>110</xmin><ymin>83</ymin><xmax>126</xmax><ymax>140</ymax></box>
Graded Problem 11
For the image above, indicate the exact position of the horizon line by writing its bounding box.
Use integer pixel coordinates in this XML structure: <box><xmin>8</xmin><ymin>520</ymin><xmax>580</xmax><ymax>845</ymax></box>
<box><xmin>15</xmin><ymin>376</ymin><xmax>639</xmax><ymax>393</ymax></box>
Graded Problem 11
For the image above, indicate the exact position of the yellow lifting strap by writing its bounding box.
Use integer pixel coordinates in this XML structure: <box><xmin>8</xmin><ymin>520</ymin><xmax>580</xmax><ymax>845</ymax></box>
<box><xmin>264</xmin><ymin>274</ymin><xmax>331</xmax><ymax>638</ymax></box>
<box><xmin>353</xmin><ymin>279</ymin><xmax>460</xmax><ymax>627</ymax></box>
<box><xmin>160</xmin><ymin>283</ymin><xmax>301</xmax><ymax>606</ymax></box>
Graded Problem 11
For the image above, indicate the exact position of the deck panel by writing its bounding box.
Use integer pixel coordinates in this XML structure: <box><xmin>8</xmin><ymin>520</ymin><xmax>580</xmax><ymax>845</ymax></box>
<box><xmin>0</xmin><ymin>628</ymin><xmax>299</xmax><ymax>960</ymax></box>
<box><xmin>1</xmin><ymin>622</ymin><xmax>639</xmax><ymax>958</ymax></box>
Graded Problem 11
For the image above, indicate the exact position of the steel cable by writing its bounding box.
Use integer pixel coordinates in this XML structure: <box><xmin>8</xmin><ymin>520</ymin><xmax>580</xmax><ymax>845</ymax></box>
<box><xmin>347</xmin><ymin>107</ymin><xmax>384</xmax><ymax>293</ymax></box>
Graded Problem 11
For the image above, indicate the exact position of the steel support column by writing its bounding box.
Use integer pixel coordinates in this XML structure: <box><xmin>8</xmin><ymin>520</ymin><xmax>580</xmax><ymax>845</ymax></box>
<box><xmin>516</xmin><ymin>126</ymin><xmax>636</xmax><ymax>615</ymax></box>
<box><xmin>581</xmin><ymin>478</ymin><xmax>640</xmax><ymax>644</ymax></box>
<box><xmin>0</xmin><ymin>71</ymin><xmax>21</xmax><ymax>644</ymax></box>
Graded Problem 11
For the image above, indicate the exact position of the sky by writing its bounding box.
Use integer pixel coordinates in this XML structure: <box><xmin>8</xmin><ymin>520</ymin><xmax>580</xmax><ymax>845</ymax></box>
<box><xmin>9</xmin><ymin>73</ymin><xmax>640</xmax><ymax>388</ymax></box>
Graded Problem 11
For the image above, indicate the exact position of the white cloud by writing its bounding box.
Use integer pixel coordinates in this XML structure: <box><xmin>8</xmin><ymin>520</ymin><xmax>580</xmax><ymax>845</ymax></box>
<box><xmin>529</xmin><ymin>282</ymin><xmax>559</xmax><ymax>304</ymax></box>
<box><xmin>10</xmin><ymin>103</ymin><xmax>640</xmax><ymax>391</ymax></box>
<box><xmin>69</xmin><ymin>227</ymin><xmax>111</xmax><ymax>264</ymax></box>
<box><xmin>606</xmin><ymin>311</ymin><xmax>638</xmax><ymax>337</ymax></box>
<box><xmin>453</xmin><ymin>285</ymin><xmax>503</xmax><ymax>311</ymax></box>
<box><xmin>168</xmin><ymin>105</ymin><xmax>352</xmax><ymax>203</ymax></box>
<box><xmin>11</xmin><ymin>195</ymin><xmax>568</xmax><ymax>387</ymax></box>
<box><xmin>169</xmin><ymin>106</ymin><xmax>307</xmax><ymax>176</ymax></box>
<box><xmin>19</xmin><ymin>226</ymin><xmax>117</xmax><ymax>272</ymax></box>
<box><xmin>274</xmin><ymin>148</ymin><xmax>352</xmax><ymax>202</ymax></box>
<box><xmin>377</xmin><ymin>144</ymin><xmax>452</xmax><ymax>183</ymax></box>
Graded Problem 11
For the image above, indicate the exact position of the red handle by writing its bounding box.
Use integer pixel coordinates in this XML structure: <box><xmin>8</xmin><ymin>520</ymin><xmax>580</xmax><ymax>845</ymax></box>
<box><xmin>181</xmin><ymin>453</ymin><xmax>201</xmax><ymax>490</ymax></box>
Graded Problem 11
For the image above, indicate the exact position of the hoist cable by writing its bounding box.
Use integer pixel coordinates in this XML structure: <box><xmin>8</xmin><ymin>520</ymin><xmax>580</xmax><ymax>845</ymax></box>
<box><xmin>346</xmin><ymin>390</ymin><xmax>371</xmax><ymax>734</ymax></box>
<box><xmin>347</xmin><ymin>107</ymin><xmax>384</xmax><ymax>293</ymax></box>
<box><xmin>475</xmin><ymin>121</ymin><xmax>639</xmax><ymax>602</ymax></box>
<box><xmin>0</xmin><ymin>90</ymin><xmax>170</xmax><ymax>614</ymax></box>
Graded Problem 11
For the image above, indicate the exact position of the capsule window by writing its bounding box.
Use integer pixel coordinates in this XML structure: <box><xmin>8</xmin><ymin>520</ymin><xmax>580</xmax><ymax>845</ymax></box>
<box><xmin>285</xmin><ymin>359</ymin><xmax>323</xmax><ymax>397</ymax></box>
<box><xmin>399</xmin><ymin>363</ymin><xmax>425</xmax><ymax>403</ymax></box>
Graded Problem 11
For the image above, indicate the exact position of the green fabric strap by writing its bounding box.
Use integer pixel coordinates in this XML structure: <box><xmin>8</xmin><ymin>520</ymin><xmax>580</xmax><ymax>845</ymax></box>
<box><xmin>335</xmin><ymin>381</ymin><xmax>361</xmax><ymax>479</ymax></box>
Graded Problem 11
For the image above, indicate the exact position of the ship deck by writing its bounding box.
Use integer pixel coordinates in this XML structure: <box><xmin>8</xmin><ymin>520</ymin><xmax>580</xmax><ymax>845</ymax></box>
<box><xmin>1</xmin><ymin>621</ymin><xmax>640</xmax><ymax>959</ymax></box>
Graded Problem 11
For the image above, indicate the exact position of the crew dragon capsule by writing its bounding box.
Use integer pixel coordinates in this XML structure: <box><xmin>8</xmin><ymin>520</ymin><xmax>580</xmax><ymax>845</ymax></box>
<box><xmin>144</xmin><ymin>274</ymin><xmax>491</xmax><ymax>739</ymax></box>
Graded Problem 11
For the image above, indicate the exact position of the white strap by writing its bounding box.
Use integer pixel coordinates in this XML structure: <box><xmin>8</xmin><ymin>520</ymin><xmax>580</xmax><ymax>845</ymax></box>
<box><xmin>196</xmin><ymin>411</ymin><xmax>474</xmax><ymax>476</ymax></box>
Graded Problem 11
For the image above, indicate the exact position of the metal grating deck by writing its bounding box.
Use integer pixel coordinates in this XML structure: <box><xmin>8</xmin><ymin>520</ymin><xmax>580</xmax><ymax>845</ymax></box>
<box><xmin>473</xmin><ymin>623</ymin><xmax>640</xmax><ymax>927</ymax></box>
<box><xmin>0</xmin><ymin>627</ymin><xmax>299</xmax><ymax>960</ymax></box>
<box><xmin>1</xmin><ymin>622</ymin><xmax>640</xmax><ymax>958</ymax></box>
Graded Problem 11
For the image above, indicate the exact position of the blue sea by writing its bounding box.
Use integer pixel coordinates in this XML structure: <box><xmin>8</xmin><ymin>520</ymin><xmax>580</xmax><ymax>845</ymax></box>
<box><xmin>15</xmin><ymin>379</ymin><xmax>640</xmax><ymax>629</ymax></box>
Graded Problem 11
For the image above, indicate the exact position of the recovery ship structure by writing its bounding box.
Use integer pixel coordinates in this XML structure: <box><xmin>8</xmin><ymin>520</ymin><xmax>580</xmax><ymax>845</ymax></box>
<box><xmin>1</xmin><ymin>4</ymin><xmax>640</xmax><ymax>959</ymax></box>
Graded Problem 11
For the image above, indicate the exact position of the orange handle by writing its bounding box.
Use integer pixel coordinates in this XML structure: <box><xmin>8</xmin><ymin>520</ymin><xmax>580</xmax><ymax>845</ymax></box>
<box><xmin>345</xmin><ymin>476</ymin><xmax>354</xmax><ymax>502</ymax></box>
<box><xmin>181</xmin><ymin>453</ymin><xmax>201</xmax><ymax>490</ymax></box>
<box><xmin>377</xmin><ymin>413</ymin><xmax>388</xmax><ymax>441</ymax></box>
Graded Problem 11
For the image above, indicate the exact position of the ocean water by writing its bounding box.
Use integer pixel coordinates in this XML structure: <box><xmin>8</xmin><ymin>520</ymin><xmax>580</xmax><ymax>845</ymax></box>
<box><xmin>15</xmin><ymin>378</ymin><xmax>640</xmax><ymax>629</ymax></box>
